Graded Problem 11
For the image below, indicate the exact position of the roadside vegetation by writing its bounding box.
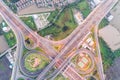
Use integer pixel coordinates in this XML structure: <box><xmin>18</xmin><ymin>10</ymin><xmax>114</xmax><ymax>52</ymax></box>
<box><xmin>20</xmin><ymin>16</ymin><xmax>37</xmax><ymax>31</ymax></box>
<box><xmin>0</xmin><ymin>21</ymin><xmax>16</xmax><ymax>47</ymax></box>
<box><xmin>99</xmin><ymin>18</ymin><xmax>109</xmax><ymax>29</ymax></box>
<box><xmin>16</xmin><ymin>0</ymin><xmax>91</xmax><ymax>41</ymax></box>
<box><xmin>47</xmin><ymin>9</ymin><xmax>59</xmax><ymax>22</ymax></box>
<box><xmin>73</xmin><ymin>0</ymin><xmax>91</xmax><ymax>18</ymax></box>
<box><xmin>3</xmin><ymin>30</ymin><xmax>16</xmax><ymax>47</ymax></box>
<box><xmin>38</xmin><ymin>7</ymin><xmax>77</xmax><ymax>40</ymax></box>
<box><xmin>99</xmin><ymin>37</ymin><xmax>120</xmax><ymax>72</ymax></box>
<box><xmin>38</xmin><ymin>0</ymin><xmax>91</xmax><ymax>40</ymax></box>
<box><xmin>22</xmin><ymin>47</ymin><xmax>29</xmax><ymax>56</ymax></box>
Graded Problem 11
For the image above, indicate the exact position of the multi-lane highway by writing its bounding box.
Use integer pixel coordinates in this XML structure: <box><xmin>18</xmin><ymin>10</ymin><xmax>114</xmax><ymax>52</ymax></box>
<box><xmin>0</xmin><ymin>4</ymin><xmax>24</xmax><ymax>79</ymax></box>
<box><xmin>36</xmin><ymin>0</ymin><xmax>118</xmax><ymax>80</ymax></box>
<box><xmin>0</xmin><ymin>0</ymin><xmax>58</xmax><ymax>58</ymax></box>
<box><xmin>0</xmin><ymin>0</ymin><xmax>118</xmax><ymax>80</ymax></box>
<box><xmin>47</xmin><ymin>48</ymin><xmax>95</xmax><ymax>80</ymax></box>
<box><xmin>0</xmin><ymin>0</ymin><xmax>57</xmax><ymax>79</ymax></box>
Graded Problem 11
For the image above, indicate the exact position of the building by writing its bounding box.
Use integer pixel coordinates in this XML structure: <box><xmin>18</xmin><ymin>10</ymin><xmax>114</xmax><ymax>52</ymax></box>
<box><xmin>2</xmin><ymin>27</ymin><xmax>10</xmax><ymax>32</ymax></box>
<box><xmin>35</xmin><ymin>0</ymin><xmax>53</xmax><ymax>8</ymax></box>
<box><xmin>92</xmin><ymin>0</ymin><xmax>101</xmax><ymax>5</ymax></box>
<box><xmin>74</xmin><ymin>9</ymin><xmax>83</xmax><ymax>25</ymax></box>
<box><xmin>15</xmin><ymin>0</ymin><xmax>34</xmax><ymax>10</ymax></box>
<box><xmin>105</xmin><ymin>13</ymin><xmax>114</xmax><ymax>22</ymax></box>
<box><xmin>15</xmin><ymin>0</ymin><xmax>69</xmax><ymax>12</ymax></box>
<box><xmin>90</xmin><ymin>0</ymin><xmax>101</xmax><ymax>8</ymax></box>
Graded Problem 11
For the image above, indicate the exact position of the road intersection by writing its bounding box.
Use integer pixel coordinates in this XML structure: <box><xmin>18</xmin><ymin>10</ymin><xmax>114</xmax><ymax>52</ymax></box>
<box><xmin>0</xmin><ymin>0</ymin><xmax>118</xmax><ymax>80</ymax></box>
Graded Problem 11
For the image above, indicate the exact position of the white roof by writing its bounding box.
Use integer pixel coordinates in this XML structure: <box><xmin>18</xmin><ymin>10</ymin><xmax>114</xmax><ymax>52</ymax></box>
<box><xmin>2</xmin><ymin>27</ymin><xmax>7</xmax><ymax>31</ymax></box>
<box><xmin>2</xmin><ymin>27</ymin><xmax>10</xmax><ymax>32</ymax></box>
<box><xmin>2</xmin><ymin>22</ymin><xmax>6</xmax><ymax>27</ymax></box>
<box><xmin>33</xmin><ymin>15</ymin><xmax>38</xmax><ymax>19</ymax></box>
<box><xmin>93</xmin><ymin>0</ymin><xmax>101</xmax><ymax>5</ymax></box>
<box><xmin>107</xmin><ymin>15</ymin><xmax>114</xmax><ymax>21</ymax></box>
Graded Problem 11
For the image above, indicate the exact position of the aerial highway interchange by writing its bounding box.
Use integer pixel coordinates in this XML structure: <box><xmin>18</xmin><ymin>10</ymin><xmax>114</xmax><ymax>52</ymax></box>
<box><xmin>0</xmin><ymin>0</ymin><xmax>119</xmax><ymax>80</ymax></box>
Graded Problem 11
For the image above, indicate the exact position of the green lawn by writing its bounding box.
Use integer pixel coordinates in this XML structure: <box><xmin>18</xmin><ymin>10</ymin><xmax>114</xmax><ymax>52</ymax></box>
<box><xmin>38</xmin><ymin>0</ymin><xmax>91</xmax><ymax>40</ymax></box>
<box><xmin>75</xmin><ymin>0</ymin><xmax>91</xmax><ymax>18</ymax></box>
<box><xmin>20</xmin><ymin>16</ymin><xmax>37</xmax><ymax>31</ymax></box>
<box><xmin>99</xmin><ymin>38</ymin><xmax>120</xmax><ymax>71</ymax></box>
<box><xmin>24</xmin><ymin>53</ymin><xmax>49</xmax><ymax>72</ymax></box>
<box><xmin>4</xmin><ymin>30</ymin><xmax>16</xmax><ymax>47</ymax></box>
<box><xmin>47</xmin><ymin>9</ymin><xmax>59</xmax><ymax>22</ymax></box>
<box><xmin>38</xmin><ymin>7</ymin><xmax>77</xmax><ymax>40</ymax></box>
<box><xmin>99</xmin><ymin>18</ymin><xmax>109</xmax><ymax>29</ymax></box>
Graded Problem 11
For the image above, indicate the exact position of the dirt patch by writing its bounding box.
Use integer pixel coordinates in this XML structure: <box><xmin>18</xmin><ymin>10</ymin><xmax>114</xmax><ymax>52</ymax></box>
<box><xmin>0</xmin><ymin>35</ymin><xmax>9</xmax><ymax>53</ymax></box>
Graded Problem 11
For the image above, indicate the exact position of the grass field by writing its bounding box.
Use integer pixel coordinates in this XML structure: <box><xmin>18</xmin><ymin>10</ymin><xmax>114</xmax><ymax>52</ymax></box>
<box><xmin>99</xmin><ymin>38</ymin><xmax>120</xmax><ymax>71</ymax></box>
<box><xmin>99</xmin><ymin>37</ymin><xmax>114</xmax><ymax>71</ymax></box>
<box><xmin>47</xmin><ymin>9</ymin><xmax>59</xmax><ymax>22</ymax></box>
<box><xmin>75</xmin><ymin>0</ymin><xmax>91</xmax><ymax>18</ymax></box>
<box><xmin>4</xmin><ymin>30</ymin><xmax>16</xmax><ymax>47</ymax></box>
<box><xmin>38</xmin><ymin>0</ymin><xmax>91</xmax><ymax>40</ymax></box>
<box><xmin>99</xmin><ymin>18</ymin><xmax>109</xmax><ymax>29</ymax></box>
<box><xmin>20</xmin><ymin>16</ymin><xmax>37</xmax><ymax>31</ymax></box>
<box><xmin>24</xmin><ymin>53</ymin><xmax>49</xmax><ymax>72</ymax></box>
<box><xmin>38</xmin><ymin>7</ymin><xmax>77</xmax><ymax>40</ymax></box>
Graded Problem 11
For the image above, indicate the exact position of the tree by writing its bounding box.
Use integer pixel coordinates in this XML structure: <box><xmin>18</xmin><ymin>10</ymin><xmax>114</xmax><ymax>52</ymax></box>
<box><xmin>62</xmin><ymin>26</ymin><xmax>68</xmax><ymax>32</ymax></box>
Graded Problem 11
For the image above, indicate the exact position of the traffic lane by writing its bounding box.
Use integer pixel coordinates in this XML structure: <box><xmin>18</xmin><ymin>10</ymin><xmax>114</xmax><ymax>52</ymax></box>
<box><xmin>64</xmin><ymin>66</ymin><xmax>83</xmax><ymax>80</ymax></box>
<box><xmin>36</xmin><ymin>0</ymin><xmax>118</xmax><ymax>79</ymax></box>
<box><xmin>0</xmin><ymin>3</ymin><xmax>57</xmax><ymax>57</ymax></box>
